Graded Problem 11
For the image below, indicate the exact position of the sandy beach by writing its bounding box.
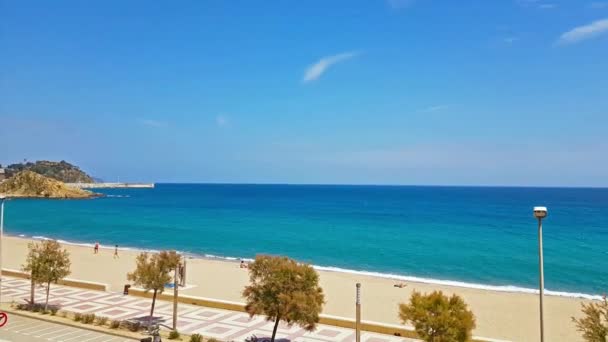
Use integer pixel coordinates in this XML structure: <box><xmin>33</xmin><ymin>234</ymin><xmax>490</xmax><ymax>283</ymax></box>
<box><xmin>3</xmin><ymin>235</ymin><xmax>594</xmax><ymax>342</ymax></box>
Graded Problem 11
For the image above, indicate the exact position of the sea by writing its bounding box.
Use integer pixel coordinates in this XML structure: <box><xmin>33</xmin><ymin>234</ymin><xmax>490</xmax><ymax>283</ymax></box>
<box><xmin>3</xmin><ymin>184</ymin><xmax>607</xmax><ymax>299</ymax></box>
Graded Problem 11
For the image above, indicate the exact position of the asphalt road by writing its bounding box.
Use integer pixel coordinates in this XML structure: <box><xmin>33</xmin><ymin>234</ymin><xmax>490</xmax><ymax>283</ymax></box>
<box><xmin>0</xmin><ymin>314</ymin><xmax>137</xmax><ymax>342</ymax></box>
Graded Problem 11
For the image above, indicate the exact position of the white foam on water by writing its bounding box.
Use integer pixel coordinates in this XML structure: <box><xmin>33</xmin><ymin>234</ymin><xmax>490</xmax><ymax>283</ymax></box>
<box><xmin>311</xmin><ymin>265</ymin><xmax>604</xmax><ymax>301</ymax></box>
<box><xmin>16</xmin><ymin>233</ymin><xmax>604</xmax><ymax>301</ymax></box>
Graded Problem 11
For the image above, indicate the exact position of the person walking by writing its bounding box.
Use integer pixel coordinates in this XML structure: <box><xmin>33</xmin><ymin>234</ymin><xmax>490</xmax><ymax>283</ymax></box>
<box><xmin>94</xmin><ymin>242</ymin><xmax>99</xmax><ymax>254</ymax></box>
<box><xmin>114</xmin><ymin>245</ymin><xmax>119</xmax><ymax>259</ymax></box>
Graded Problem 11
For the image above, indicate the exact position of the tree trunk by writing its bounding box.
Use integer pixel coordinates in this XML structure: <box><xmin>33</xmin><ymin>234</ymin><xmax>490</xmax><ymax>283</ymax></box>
<box><xmin>30</xmin><ymin>277</ymin><xmax>35</xmax><ymax>304</ymax></box>
<box><xmin>271</xmin><ymin>315</ymin><xmax>281</xmax><ymax>342</ymax></box>
<box><xmin>173</xmin><ymin>267</ymin><xmax>178</xmax><ymax>330</ymax></box>
<box><xmin>44</xmin><ymin>282</ymin><xmax>50</xmax><ymax>312</ymax></box>
<box><xmin>150</xmin><ymin>288</ymin><xmax>158</xmax><ymax>321</ymax></box>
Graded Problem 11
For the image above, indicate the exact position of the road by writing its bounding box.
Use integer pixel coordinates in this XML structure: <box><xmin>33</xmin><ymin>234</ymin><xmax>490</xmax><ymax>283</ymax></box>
<box><xmin>0</xmin><ymin>315</ymin><xmax>136</xmax><ymax>342</ymax></box>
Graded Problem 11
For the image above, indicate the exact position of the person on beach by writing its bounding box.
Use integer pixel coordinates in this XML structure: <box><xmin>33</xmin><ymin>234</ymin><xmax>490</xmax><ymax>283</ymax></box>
<box><xmin>393</xmin><ymin>282</ymin><xmax>407</xmax><ymax>288</ymax></box>
<box><xmin>240</xmin><ymin>260</ymin><xmax>248</xmax><ymax>269</ymax></box>
<box><xmin>94</xmin><ymin>242</ymin><xmax>99</xmax><ymax>254</ymax></box>
<box><xmin>114</xmin><ymin>245</ymin><xmax>119</xmax><ymax>259</ymax></box>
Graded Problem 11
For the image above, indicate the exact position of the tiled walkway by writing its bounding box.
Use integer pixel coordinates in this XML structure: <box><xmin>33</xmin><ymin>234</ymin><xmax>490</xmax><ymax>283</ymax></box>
<box><xmin>2</xmin><ymin>277</ymin><xmax>417</xmax><ymax>342</ymax></box>
<box><xmin>0</xmin><ymin>315</ymin><xmax>136</xmax><ymax>341</ymax></box>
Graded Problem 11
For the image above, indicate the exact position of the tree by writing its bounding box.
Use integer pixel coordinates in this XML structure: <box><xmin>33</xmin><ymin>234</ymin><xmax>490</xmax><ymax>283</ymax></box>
<box><xmin>398</xmin><ymin>290</ymin><xmax>476</xmax><ymax>342</ymax></box>
<box><xmin>21</xmin><ymin>240</ymin><xmax>71</xmax><ymax>311</ymax></box>
<box><xmin>242</xmin><ymin>255</ymin><xmax>325</xmax><ymax>342</ymax></box>
<box><xmin>127</xmin><ymin>252</ymin><xmax>175</xmax><ymax>321</ymax></box>
<box><xmin>158</xmin><ymin>250</ymin><xmax>182</xmax><ymax>330</ymax></box>
<box><xmin>572</xmin><ymin>295</ymin><xmax>608</xmax><ymax>342</ymax></box>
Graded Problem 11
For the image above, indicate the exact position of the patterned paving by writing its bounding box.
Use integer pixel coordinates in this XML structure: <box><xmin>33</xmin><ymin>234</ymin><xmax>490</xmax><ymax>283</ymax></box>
<box><xmin>0</xmin><ymin>314</ymin><xmax>136</xmax><ymax>341</ymax></box>
<box><xmin>1</xmin><ymin>277</ymin><xmax>418</xmax><ymax>342</ymax></box>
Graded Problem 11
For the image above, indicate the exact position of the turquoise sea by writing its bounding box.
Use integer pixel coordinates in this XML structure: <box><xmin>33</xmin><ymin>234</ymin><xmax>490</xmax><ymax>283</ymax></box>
<box><xmin>3</xmin><ymin>184</ymin><xmax>607</xmax><ymax>298</ymax></box>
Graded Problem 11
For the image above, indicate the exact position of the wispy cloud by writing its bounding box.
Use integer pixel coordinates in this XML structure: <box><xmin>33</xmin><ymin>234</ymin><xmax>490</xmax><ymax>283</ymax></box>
<box><xmin>387</xmin><ymin>0</ymin><xmax>416</xmax><ymax>10</ymax></box>
<box><xmin>589</xmin><ymin>2</ymin><xmax>608</xmax><ymax>9</ymax></box>
<box><xmin>557</xmin><ymin>18</ymin><xmax>608</xmax><ymax>44</ymax></box>
<box><xmin>302</xmin><ymin>51</ymin><xmax>359</xmax><ymax>83</ymax></box>
<box><xmin>504</xmin><ymin>36</ymin><xmax>519</xmax><ymax>44</ymax></box>
<box><xmin>420</xmin><ymin>105</ymin><xmax>449</xmax><ymax>113</ymax></box>
<box><xmin>139</xmin><ymin>119</ymin><xmax>167</xmax><ymax>128</ymax></box>
<box><xmin>517</xmin><ymin>0</ymin><xmax>557</xmax><ymax>9</ymax></box>
<box><xmin>216</xmin><ymin>115</ymin><xmax>229</xmax><ymax>127</ymax></box>
<box><xmin>538</xmin><ymin>3</ymin><xmax>556</xmax><ymax>9</ymax></box>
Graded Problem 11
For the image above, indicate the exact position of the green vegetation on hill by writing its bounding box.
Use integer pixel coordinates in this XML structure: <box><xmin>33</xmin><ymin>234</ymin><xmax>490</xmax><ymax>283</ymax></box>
<box><xmin>0</xmin><ymin>170</ymin><xmax>97</xmax><ymax>198</ymax></box>
<box><xmin>4</xmin><ymin>160</ymin><xmax>94</xmax><ymax>183</ymax></box>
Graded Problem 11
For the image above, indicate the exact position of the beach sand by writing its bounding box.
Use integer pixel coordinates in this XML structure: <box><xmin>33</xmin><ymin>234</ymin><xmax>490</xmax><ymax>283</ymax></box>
<box><xmin>3</xmin><ymin>236</ymin><xmax>593</xmax><ymax>342</ymax></box>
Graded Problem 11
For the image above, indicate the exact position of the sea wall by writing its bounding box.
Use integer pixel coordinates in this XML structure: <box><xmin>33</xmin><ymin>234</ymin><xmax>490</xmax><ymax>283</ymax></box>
<box><xmin>2</xmin><ymin>268</ymin><xmax>108</xmax><ymax>292</ymax></box>
<box><xmin>127</xmin><ymin>287</ymin><xmax>505</xmax><ymax>342</ymax></box>
<box><xmin>65</xmin><ymin>182</ymin><xmax>155</xmax><ymax>189</ymax></box>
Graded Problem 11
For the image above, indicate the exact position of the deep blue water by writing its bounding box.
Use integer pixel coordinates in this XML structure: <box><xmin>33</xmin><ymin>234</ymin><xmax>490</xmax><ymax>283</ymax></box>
<box><xmin>3</xmin><ymin>184</ymin><xmax>607</xmax><ymax>296</ymax></box>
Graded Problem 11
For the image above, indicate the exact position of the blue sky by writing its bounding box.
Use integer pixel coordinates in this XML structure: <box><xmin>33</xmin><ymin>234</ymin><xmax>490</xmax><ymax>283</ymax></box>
<box><xmin>1</xmin><ymin>0</ymin><xmax>607</xmax><ymax>186</ymax></box>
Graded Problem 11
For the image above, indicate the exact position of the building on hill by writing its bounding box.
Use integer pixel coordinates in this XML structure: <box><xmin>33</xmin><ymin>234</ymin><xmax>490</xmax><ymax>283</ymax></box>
<box><xmin>0</xmin><ymin>168</ymin><xmax>6</xmax><ymax>182</ymax></box>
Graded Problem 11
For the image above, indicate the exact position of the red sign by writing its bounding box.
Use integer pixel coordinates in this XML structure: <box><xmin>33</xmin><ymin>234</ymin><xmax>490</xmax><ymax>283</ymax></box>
<box><xmin>0</xmin><ymin>312</ymin><xmax>7</xmax><ymax>327</ymax></box>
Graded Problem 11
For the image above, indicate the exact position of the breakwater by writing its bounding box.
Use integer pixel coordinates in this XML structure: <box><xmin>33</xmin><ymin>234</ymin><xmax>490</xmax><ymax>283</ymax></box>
<box><xmin>65</xmin><ymin>182</ymin><xmax>155</xmax><ymax>189</ymax></box>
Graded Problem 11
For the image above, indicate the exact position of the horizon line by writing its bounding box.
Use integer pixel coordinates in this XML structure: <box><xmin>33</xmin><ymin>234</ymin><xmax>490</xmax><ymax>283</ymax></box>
<box><xmin>139</xmin><ymin>182</ymin><xmax>608</xmax><ymax>190</ymax></box>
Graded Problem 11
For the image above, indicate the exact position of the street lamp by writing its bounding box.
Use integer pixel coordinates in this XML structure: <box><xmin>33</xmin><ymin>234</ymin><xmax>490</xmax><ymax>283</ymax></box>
<box><xmin>0</xmin><ymin>195</ymin><xmax>6</xmax><ymax>305</ymax></box>
<box><xmin>533</xmin><ymin>206</ymin><xmax>548</xmax><ymax>342</ymax></box>
<box><xmin>355</xmin><ymin>283</ymin><xmax>361</xmax><ymax>342</ymax></box>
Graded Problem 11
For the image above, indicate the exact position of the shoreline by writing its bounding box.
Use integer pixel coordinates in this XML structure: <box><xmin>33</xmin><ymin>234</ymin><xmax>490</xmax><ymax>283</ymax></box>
<box><xmin>3</xmin><ymin>234</ymin><xmax>593</xmax><ymax>341</ymax></box>
<box><xmin>15</xmin><ymin>232</ymin><xmax>604</xmax><ymax>301</ymax></box>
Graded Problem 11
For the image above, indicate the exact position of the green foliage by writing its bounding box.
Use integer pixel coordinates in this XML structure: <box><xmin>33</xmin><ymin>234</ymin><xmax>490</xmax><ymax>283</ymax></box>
<box><xmin>168</xmin><ymin>330</ymin><xmax>181</xmax><ymax>340</ymax></box>
<box><xmin>82</xmin><ymin>313</ymin><xmax>96</xmax><ymax>324</ymax></box>
<box><xmin>127</xmin><ymin>251</ymin><xmax>176</xmax><ymax>319</ymax></box>
<box><xmin>399</xmin><ymin>290</ymin><xmax>476</xmax><ymax>342</ymax></box>
<box><xmin>572</xmin><ymin>296</ymin><xmax>608</xmax><ymax>342</ymax></box>
<box><xmin>126</xmin><ymin>321</ymin><xmax>142</xmax><ymax>332</ymax></box>
<box><xmin>74</xmin><ymin>313</ymin><xmax>83</xmax><ymax>322</ymax></box>
<box><xmin>21</xmin><ymin>240</ymin><xmax>71</xmax><ymax>311</ymax></box>
<box><xmin>110</xmin><ymin>320</ymin><xmax>121</xmax><ymax>329</ymax></box>
<box><xmin>49</xmin><ymin>306</ymin><xmax>59</xmax><ymax>315</ymax></box>
<box><xmin>189</xmin><ymin>334</ymin><xmax>203</xmax><ymax>342</ymax></box>
<box><xmin>159</xmin><ymin>250</ymin><xmax>182</xmax><ymax>270</ymax></box>
<box><xmin>207</xmin><ymin>339</ymin><xmax>220</xmax><ymax>342</ymax></box>
<box><xmin>95</xmin><ymin>316</ymin><xmax>108</xmax><ymax>326</ymax></box>
<box><xmin>5</xmin><ymin>160</ymin><xmax>94</xmax><ymax>183</ymax></box>
<box><xmin>243</xmin><ymin>255</ymin><xmax>325</xmax><ymax>342</ymax></box>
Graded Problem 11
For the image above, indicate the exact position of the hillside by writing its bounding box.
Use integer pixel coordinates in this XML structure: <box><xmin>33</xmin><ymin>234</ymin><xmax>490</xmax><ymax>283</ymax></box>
<box><xmin>4</xmin><ymin>160</ymin><xmax>94</xmax><ymax>183</ymax></box>
<box><xmin>0</xmin><ymin>171</ymin><xmax>98</xmax><ymax>198</ymax></box>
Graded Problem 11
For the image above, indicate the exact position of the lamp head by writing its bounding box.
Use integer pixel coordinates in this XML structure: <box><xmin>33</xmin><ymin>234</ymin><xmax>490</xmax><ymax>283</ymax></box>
<box><xmin>533</xmin><ymin>206</ymin><xmax>548</xmax><ymax>219</ymax></box>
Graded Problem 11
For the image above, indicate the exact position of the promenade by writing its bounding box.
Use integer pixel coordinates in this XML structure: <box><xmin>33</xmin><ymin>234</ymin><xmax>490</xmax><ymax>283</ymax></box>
<box><xmin>1</xmin><ymin>277</ymin><xmax>417</xmax><ymax>342</ymax></box>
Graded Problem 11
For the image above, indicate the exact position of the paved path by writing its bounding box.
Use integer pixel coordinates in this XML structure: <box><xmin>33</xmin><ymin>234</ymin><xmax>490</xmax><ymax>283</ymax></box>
<box><xmin>0</xmin><ymin>315</ymin><xmax>135</xmax><ymax>342</ymax></box>
<box><xmin>2</xmin><ymin>277</ymin><xmax>418</xmax><ymax>342</ymax></box>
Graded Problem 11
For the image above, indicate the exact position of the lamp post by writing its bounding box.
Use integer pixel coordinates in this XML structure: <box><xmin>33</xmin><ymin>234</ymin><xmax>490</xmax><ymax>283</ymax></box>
<box><xmin>533</xmin><ymin>206</ymin><xmax>548</xmax><ymax>342</ymax></box>
<box><xmin>355</xmin><ymin>283</ymin><xmax>361</xmax><ymax>342</ymax></box>
<box><xmin>172</xmin><ymin>256</ymin><xmax>181</xmax><ymax>331</ymax></box>
<box><xmin>0</xmin><ymin>195</ymin><xmax>6</xmax><ymax>305</ymax></box>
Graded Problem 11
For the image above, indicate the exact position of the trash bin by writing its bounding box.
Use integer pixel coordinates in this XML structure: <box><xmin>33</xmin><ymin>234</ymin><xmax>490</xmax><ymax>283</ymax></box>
<box><xmin>123</xmin><ymin>284</ymin><xmax>131</xmax><ymax>295</ymax></box>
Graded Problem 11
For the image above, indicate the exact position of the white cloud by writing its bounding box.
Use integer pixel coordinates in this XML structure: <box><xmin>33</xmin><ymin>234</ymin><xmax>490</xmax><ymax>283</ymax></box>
<box><xmin>387</xmin><ymin>0</ymin><xmax>416</xmax><ymax>9</ymax></box>
<box><xmin>139</xmin><ymin>119</ymin><xmax>166</xmax><ymax>128</ymax></box>
<box><xmin>504</xmin><ymin>36</ymin><xmax>519</xmax><ymax>44</ymax></box>
<box><xmin>589</xmin><ymin>2</ymin><xmax>608</xmax><ymax>9</ymax></box>
<box><xmin>216</xmin><ymin>115</ymin><xmax>229</xmax><ymax>127</ymax></box>
<box><xmin>517</xmin><ymin>0</ymin><xmax>556</xmax><ymax>9</ymax></box>
<box><xmin>538</xmin><ymin>3</ymin><xmax>556</xmax><ymax>9</ymax></box>
<box><xmin>302</xmin><ymin>52</ymin><xmax>359</xmax><ymax>83</ymax></box>
<box><xmin>420</xmin><ymin>105</ymin><xmax>449</xmax><ymax>113</ymax></box>
<box><xmin>557</xmin><ymin>18</ymin><xmax>608</xmax><ymax>44</ymax></box>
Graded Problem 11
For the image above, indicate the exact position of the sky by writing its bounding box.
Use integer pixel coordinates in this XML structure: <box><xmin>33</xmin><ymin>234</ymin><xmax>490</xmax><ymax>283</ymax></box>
<box><xmin>1</xmin><ymin>0</ymin><xmax>607</xmax><ymax>186</ymax></box>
